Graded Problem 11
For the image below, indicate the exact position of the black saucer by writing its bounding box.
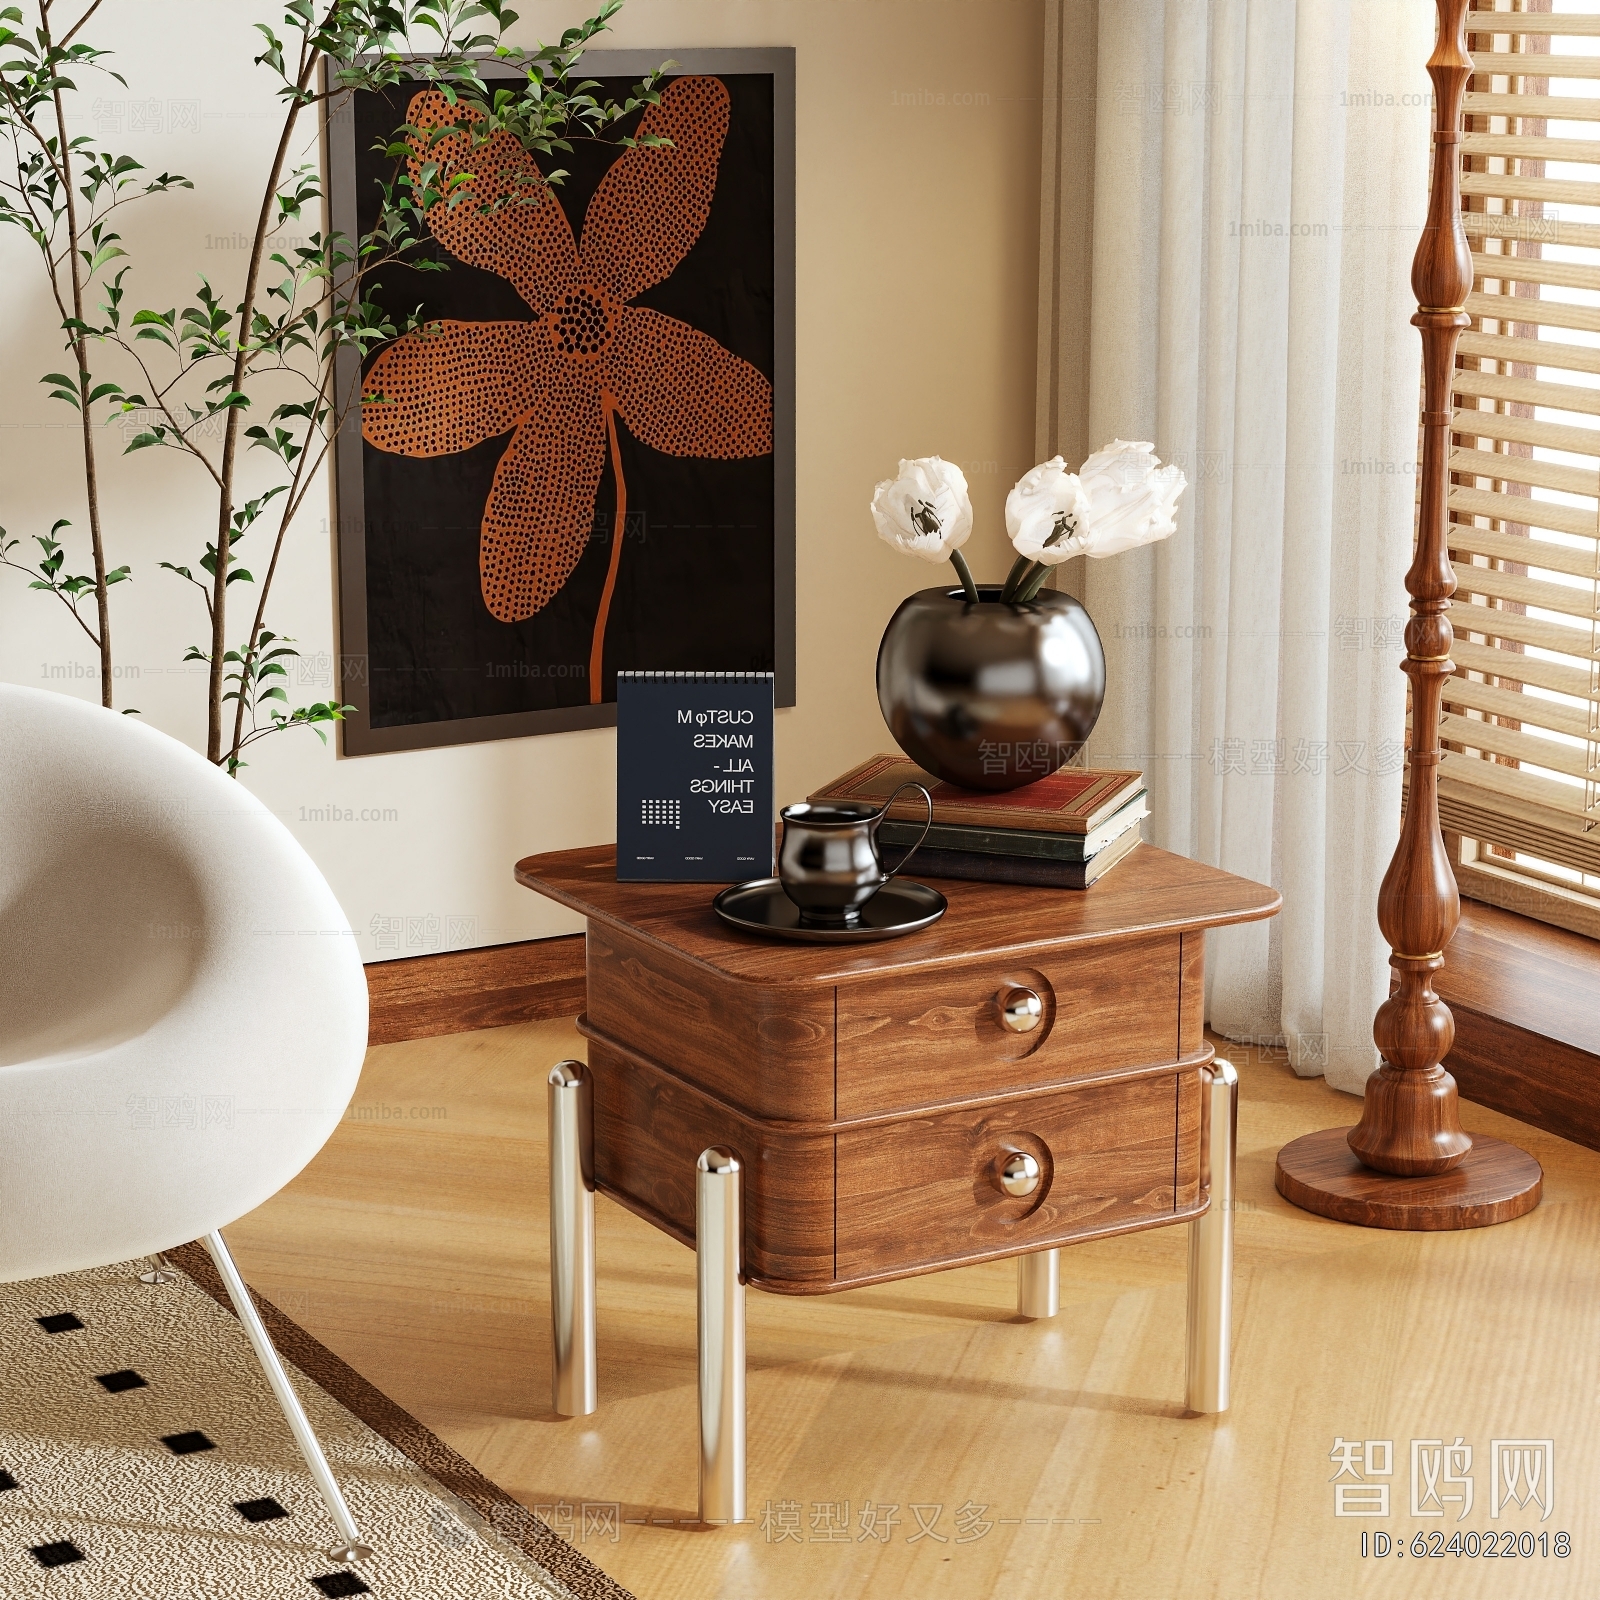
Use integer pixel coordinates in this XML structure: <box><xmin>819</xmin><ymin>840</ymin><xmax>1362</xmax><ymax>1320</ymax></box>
<box><xmin>712</xmin><ymin>878</ymin><xmax>947</xmax><ymax>943</ymax></box>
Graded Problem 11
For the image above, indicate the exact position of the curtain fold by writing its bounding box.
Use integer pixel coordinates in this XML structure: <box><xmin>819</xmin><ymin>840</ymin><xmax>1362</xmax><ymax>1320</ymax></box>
<box><xmin>1039</xmin><ymin>0</ymin><xmax>1432</xmax><ymax>1092</ymax></box>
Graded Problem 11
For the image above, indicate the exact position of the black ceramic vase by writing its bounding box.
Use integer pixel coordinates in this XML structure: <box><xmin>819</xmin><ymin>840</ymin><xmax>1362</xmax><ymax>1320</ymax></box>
<box><xmin>876</xmin><ymin>585</ymin><xmax>1107</xmax><ymax>792</ymax></box>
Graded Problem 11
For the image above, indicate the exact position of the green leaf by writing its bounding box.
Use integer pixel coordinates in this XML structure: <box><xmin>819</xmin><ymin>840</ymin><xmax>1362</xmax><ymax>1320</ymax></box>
<box><xmin>41</xmin><ymin>373</ymin><xmax>80</xmax><ymax>408</ymax></box>
<box><xmin>86</xmin><ymin>240</ymin><xmax>126</xmax><ymax>274</ymax></box>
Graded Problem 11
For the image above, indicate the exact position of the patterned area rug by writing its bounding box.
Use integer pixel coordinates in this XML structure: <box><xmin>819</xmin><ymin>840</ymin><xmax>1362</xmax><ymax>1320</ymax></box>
<box><xmin>0</xmin><ymin>1245</ymin><xmax>634</xmax><ymax>1599</ymax></box>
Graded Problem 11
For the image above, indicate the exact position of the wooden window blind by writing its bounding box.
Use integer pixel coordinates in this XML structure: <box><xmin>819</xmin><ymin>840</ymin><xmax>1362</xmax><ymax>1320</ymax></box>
<box><xmin>1439</xmin><ymin>0</ymin><xmax>1600</xmax><ymax>935</ymax></box>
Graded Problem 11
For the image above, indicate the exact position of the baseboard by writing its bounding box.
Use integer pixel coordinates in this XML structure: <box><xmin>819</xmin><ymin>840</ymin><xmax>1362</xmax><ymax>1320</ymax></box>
<box><xmin>365</xmin><ymin>934</ymin><xmax>585</xmax><ymax>1046</ymax></box>
<box><xmin>1435</xmin><ymin>900</ymin><xmax>1600</xmax><ymax>1153</ymax></box>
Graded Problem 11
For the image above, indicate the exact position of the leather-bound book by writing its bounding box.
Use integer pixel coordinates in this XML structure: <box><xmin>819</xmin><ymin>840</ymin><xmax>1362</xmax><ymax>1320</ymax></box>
<box><xmin>884</xmin><ymin>817</ymin><xmax>1145</xmax><ymax>889</ymax></box>
<box><xmin>809</xmin><ymin>753</ymin><xmax>1144</xmax><ymax>835</ymax></box>
<box><xmin>877</xmin><ymin>789</ymin><xmax>1148</xmax><ymax>863</ymax></box>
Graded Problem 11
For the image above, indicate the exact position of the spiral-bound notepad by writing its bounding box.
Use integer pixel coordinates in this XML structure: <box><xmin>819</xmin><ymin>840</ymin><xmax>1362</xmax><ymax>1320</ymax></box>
<box><xmin>616</xmin><ymin>672</ymin><xmax>775</xmax><ymax>882</ymax></box>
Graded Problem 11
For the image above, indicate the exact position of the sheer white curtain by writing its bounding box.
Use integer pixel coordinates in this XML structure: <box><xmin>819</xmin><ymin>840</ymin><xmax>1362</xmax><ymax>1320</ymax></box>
<box><xmin>1038</xmin><ymin>0</ymin><xmax>1432</xmax><ymax>1092</ymax></box>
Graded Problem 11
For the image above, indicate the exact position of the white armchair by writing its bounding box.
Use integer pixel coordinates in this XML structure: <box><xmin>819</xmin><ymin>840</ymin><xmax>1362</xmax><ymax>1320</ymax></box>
<box><xmin>0</xmin><ymin>684</ymin><xmax>372</xmax><ymax>1563</ymax></box>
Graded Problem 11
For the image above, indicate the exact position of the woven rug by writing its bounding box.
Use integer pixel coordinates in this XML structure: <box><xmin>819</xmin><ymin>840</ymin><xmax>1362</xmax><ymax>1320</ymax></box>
<box><xmin>0</xmin><ymin>1244</ymin><xmax>635</xmax><ymax>1599</ymax></box>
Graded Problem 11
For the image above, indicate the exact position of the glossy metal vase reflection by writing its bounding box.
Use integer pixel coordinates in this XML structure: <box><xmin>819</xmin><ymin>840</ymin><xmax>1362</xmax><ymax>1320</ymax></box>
<box><xmin>876</xmin><ymin>586</ymin><xmax>1106</xmax><ymax>791</ymax></box>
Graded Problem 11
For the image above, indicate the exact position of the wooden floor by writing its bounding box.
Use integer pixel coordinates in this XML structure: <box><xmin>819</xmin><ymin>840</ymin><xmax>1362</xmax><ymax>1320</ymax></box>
<box><xmin>227</xmin><ymin>1019</ymin><xmax>1600</xmax><ymax>1600</ymax></box>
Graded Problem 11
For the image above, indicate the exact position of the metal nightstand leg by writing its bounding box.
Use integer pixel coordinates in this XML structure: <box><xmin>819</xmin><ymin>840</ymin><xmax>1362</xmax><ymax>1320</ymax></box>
<box><xmin>697</xmin><ymin>1147</ymin><xmax>746</xmax><ymax>1525</ymax></box>
<box><xmin>1017</xmin><ymin>1249</ymin><xmax>1059</xmax><ymax>1318</ymax></box>
<box><xmin>548</xmin><ymin>1061</ymin><xmax>597</xmax><ymax>1417</ymax></box>
<box><xmin>1185</xmin><ymin>1058</ymin><xmax>1239</xmax><ymax>1414</ymax></box>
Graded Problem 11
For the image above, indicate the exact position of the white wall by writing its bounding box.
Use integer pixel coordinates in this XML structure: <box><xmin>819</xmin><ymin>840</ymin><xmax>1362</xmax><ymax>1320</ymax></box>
<box><xmin>0</xmin><ymin>0</ymin><xmax>1046</xmax><ymax>959</ymax></box>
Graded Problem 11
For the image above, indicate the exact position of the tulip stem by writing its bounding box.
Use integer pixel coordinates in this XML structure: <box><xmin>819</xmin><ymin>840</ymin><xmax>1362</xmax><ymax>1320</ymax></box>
<box><xmin>1015</xmin><ymin>563</ymin><xmax>1052</xmax><ymax>604</ymax></box>
<box><xmin>1007</xmin><ymin>513</ymin><xmax>1077</xmax><ymax>604</ymax></box>
<box><xmin>999</xmin><ymin>554</ymin><xmax>1032</xmax><ymax>604</ymax></box>
<box><xmin>949</xmin><ymin>549</ymin><xmax>980</xmax><ymax>605</ymax></box>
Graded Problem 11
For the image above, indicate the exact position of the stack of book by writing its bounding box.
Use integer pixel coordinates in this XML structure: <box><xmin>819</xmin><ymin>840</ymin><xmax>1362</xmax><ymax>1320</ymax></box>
<box><xmin>808</xmin><ymin>755</ymin><xmax>1147</xmax><ymax>889</ymax></box>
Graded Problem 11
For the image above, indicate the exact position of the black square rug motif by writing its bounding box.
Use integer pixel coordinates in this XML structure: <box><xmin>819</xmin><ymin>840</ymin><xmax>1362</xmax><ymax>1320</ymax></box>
<box><xmin>35</xmin><ymin>1312</ymin><xmax>85</xmax><ymax>1333</ymax></box>
<box><xmin>94</xmin><ymin>1369</ymin><xmax>147</xmax><ymax>1394</ymax></box>
<box><xmin>310</xmin><ymin>1572</ymin><xmax>371</xmax><ymax>1597</ymax></box>
<box><xmin>233</xmin><ymin>1496</ymin><xmax>289</xmax><ymax>1523</ymax></box>
<box><xmin>30</xmin><ymin>1540</ymin><xmax>86</xmax><ymax>1568</ymax></box>
<box><xmin>160</xmin><ymin>1430</ymin><xmax>216</xmax><ymax>1456</ymax></box>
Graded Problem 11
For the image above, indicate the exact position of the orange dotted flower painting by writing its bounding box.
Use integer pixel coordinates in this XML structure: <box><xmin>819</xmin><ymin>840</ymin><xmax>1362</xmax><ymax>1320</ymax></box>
<box><xmin>360</xmin><ymin>77</ymin><xmax>774</xmax><ymax>703</ymax></box>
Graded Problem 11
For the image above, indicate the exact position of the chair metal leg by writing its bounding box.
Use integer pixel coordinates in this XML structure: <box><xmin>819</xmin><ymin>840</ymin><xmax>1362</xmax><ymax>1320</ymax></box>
<box><xmin>139</xmin><ymin>1252</ymin><xmax>178</xmax><ymax>1286</ymax></box>
<box><xmin>202</xmin><ymin>1230</ymin><xmax>372</xmax><ymax>1563</ymax></box>
<box><xmin>1185</xmin><ymin>1058</ymin><xmax>1239</xmax><ymax>1414</ymax></box>
<box><xmin>1018</xmin><ymin>1248</ymin><xmax>1059</xmax><ymax>1318</ymax></box>
<box><xmin>696</xmin><ymin>1147</ymin><xmax>745</xmax><ymax>1525</ymax></box>
<box><xmin>548</xmin><ymin>1060</ymin><xmax>597</xmax><ymax>1417</ymax></box>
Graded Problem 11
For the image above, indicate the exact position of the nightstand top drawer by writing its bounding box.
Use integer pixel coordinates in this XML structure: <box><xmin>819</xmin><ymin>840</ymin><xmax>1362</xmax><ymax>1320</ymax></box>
<box><xmin>516</xmin><ymin>842</ymin><xmax>1279</xmax><ymax>987</ymax></box>
<box><xmin>836</xmin><ymin>932</ymin><xmax>1184</xmax><ymax>1119</ymax></box>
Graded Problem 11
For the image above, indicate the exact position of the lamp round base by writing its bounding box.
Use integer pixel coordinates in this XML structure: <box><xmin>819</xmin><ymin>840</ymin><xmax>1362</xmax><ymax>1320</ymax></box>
<box><xmin>1275</xmin><ymin>1128</ymin><xmax>1542</xmax><ymax>1230</ymax></box>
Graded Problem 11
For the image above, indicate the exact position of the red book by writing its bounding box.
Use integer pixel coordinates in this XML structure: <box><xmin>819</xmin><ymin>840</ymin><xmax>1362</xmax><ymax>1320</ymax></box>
<box><xmin>809</xmin><ymin>754</ymin><xmax>1145</xmax><ymax>836</ymax></box>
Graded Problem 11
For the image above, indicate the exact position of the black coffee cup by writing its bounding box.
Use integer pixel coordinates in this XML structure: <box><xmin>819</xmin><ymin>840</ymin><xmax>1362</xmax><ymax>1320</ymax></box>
<box><xmin>776</xmin><ymin>782</ymin><xmax>933</xmax><ymax>927</ymax></box>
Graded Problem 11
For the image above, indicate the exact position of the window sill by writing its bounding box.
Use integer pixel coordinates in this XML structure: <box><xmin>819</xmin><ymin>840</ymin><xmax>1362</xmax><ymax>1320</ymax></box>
<box><xmin>1432</xmin><ymin>898</ymin><xmax>1600</xmax><ymax>1152</ymax></box>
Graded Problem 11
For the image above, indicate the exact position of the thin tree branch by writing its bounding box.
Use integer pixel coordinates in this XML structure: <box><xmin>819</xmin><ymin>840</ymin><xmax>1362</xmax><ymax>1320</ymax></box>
<box><xmin>108</xmin><ymin>337</ymin><xmax>227</xmax><ymax>488</ymax></box>
<box><xmin>205</xmin><ymin>18</ymin><xmax>331</xmax><ymax>764</ymax></box>
<box><xmin>58</xmin><ymin>0</ymin><xmax>108</xmax><ymax>49</ymax></box>
<box><xmin>40</xmin><ymin>4</ymin><xmax>113</xmax><ymax>708</ymax></box>
<box><xmin>0</xmin><ymin>550</ymin><xmax>103</xmax><ymax>647</ymax></box>
<box><xmin>227</xmin><ymin>361</ymin><xmax>339</xmax><ymax>763</ymax></box>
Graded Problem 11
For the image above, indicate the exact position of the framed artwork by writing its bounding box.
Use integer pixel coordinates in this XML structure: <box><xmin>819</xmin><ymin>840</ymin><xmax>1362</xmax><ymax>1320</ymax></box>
<box><xmin>328</xmin><ymin>49</ymin><xmax>795</xmax><ymax>754</ymax></box>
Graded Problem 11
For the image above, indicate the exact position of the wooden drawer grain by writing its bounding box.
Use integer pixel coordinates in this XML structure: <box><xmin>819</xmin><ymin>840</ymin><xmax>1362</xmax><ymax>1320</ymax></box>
<box><xmin>585</xmin><ymin>1034</ymin><xmax>835</xmax><ymax>1286</ymax></box>
<box><xmin>834</xmin><ymin>933</ymin><xmax>1182</xmax><ymax>1118</ymax></box>
<box><xmin>835</xmin><ymin>1072</ymin><xmax>1192</xmax><ymax>1279</ymax></box>
<box><xmin>1179</xmin><ymin>932</ymin><xmax>1205</xmax><ymax>1056</ymax></box>
<box><xmin>586</xmin><ymin>921</ymin><xmax>835</xmax><ymax>1122</ymax></box>
<box><xmin>1176</xmin><ymin>1068</ymin><xmax>1202</xmax><ymax>1210</ymax></box>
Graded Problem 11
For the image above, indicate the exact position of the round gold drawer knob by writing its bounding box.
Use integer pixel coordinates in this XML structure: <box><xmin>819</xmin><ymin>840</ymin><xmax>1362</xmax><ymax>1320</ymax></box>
<box><xmin>998</xmin><ymin>1150</ymin><xmax>1041</xmax><ymax>1197</ymax></box>
<box><xmin>998</xmin><ymin>986</ymin><xmax>1044</xmax><ymax>1034</ymax></box>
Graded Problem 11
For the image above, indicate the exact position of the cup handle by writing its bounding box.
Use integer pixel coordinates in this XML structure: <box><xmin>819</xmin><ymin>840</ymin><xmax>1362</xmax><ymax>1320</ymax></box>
<box><xmin>875</xmin><ymin>782</ymin><xmax>935</xmax><ymax>883</ymax></box>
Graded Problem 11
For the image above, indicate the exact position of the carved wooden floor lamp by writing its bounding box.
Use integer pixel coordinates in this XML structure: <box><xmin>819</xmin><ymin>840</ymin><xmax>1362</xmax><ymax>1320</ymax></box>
<box><xmin>1275</xmin><ymin>0</ymin><xmax>1542</xmax><ymax>1229</ymax></box>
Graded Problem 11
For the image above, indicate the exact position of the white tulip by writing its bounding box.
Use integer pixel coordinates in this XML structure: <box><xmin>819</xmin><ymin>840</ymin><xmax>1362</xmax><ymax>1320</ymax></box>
<box><xmin>870</xmin><ymin>456</ymin><xmax>973</xmax><ymax>563</ymax></box>
<box><xmin>1071</xmin><ymin>439</ymin><xmax>1186</xmax><ymax>558</ymax></box>
<box><xmin>1005</xmin><ymin>456</ymin><xmax>1082</xmax><ymax>566</ymax></box>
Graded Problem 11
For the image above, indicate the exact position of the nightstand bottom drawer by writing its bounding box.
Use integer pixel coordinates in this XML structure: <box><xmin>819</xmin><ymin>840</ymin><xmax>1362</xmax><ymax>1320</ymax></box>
<box><xmin>835</xmin><ymin>1071</ymin><xmax>1202</xmax><ymax>1279</ymax></box>
<box><xmin>584</xmin><ymin>1023</ymin><xmax>1206</xmax><ymax>1292</ymax></box>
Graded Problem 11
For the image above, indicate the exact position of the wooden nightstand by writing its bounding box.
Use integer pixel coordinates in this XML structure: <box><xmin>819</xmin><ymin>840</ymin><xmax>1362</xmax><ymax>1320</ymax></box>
<box><xmin>516</xmin><ymin>842</ymin><xmax>1279</xmax><ymax>1522</ymax></box>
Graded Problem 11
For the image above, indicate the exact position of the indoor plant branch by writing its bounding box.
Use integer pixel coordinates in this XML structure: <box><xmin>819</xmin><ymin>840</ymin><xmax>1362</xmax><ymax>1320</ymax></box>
<box><xmin>227</xmin><ymin>354</ymin><xmax>342</xmax><ymax>763</ymax></box>
<box><xmin>0</xmin><ymin>0</ymin><xmax>129</xmax><ymax>705</ymax></box>
<box><xmin>205</xmin><ymin>31</ymin><xmax>321</xmax><ymax>764</ymax></box>
<box><xmin>47</xmin><ymin>65</ymin><xmax>114</xmax><ymax>709</ymax></box>
<box><xmin>7</xmin><ymin>0</ymin><xmax>662</xmax><ymax>769</ymax></box>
